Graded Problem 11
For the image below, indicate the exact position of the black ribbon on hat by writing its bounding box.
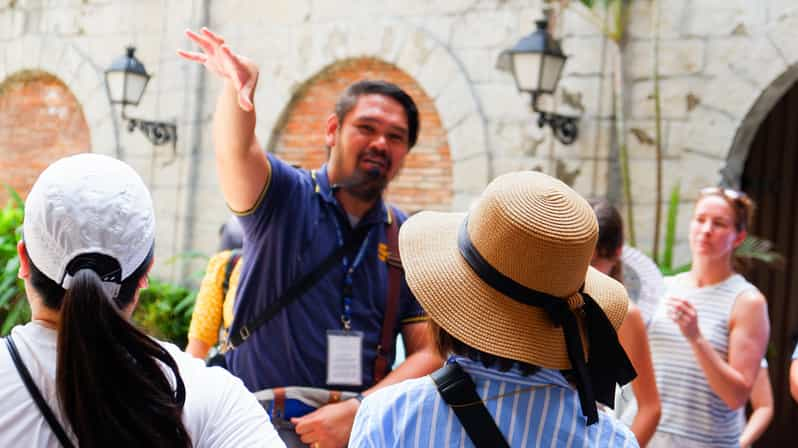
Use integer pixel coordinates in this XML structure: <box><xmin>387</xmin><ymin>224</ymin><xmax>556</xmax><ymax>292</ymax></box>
<box><xmin>457</xmin><ymin>217</ymin><xmax>636</xmax><ymax>425</ymax></box>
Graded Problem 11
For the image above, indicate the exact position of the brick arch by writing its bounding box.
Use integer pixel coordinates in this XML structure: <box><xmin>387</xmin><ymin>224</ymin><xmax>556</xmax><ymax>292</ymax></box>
<box><xmin>268</xmin><ymin>58</ymin><xmax>453</xmax><ymax>213</ymax></box>
<box><xmin>0</xmin><ymin>70</ymin><xmax>90</xmax><ymax>203</ymax></box>
<box><xmin>2</xmin><ymin>38</ymin><xmax>116</xmax><ymax>157</ymax></box>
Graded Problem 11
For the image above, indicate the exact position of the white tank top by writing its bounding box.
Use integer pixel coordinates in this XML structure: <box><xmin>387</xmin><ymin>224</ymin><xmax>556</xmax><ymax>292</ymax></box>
<box><xmin>648</xmin><ymin>272</ymin><xmax>757</xmax><ymax>447</ymax></box>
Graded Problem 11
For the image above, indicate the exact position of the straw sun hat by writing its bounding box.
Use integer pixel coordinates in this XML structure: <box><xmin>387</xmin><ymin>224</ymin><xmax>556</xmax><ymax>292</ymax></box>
<box><xmin>399</xmin><ymin>170</ymin><xmax>635</xmax><ymax>424</ymax></box>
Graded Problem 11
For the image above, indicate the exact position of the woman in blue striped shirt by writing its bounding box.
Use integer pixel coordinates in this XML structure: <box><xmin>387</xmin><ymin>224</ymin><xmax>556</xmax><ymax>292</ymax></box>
<box><xmin>350</xmin><ymin>171</ymin><xmax>639</xmax><ymax>447</ymax></box>
<box><xmin>647</xmin><ymin>188</ymin><xmax>769</xmax><ymax>447</ymax></box>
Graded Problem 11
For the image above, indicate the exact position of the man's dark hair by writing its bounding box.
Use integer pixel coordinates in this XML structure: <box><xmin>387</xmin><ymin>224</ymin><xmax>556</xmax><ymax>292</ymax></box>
<box><xmin>334</xmin><ymin>80</ymin><xmax>420</xmax><ymax>149</ymax></box>
<box><xmin>429</xmin><ymin>320</ymin><xmax>541</xmax><ymax>376</ymax></box>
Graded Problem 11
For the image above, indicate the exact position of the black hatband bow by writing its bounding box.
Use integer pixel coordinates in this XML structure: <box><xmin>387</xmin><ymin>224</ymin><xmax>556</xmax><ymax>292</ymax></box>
<box><xmin>457</xmin><ymin>217</ymin><xmax>636</xmax><ymax>425</ymax></box>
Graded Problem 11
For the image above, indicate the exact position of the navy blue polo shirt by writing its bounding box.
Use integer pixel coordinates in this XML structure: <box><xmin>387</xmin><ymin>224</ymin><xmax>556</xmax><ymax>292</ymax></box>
<box><xmin>226</xmin><ymin>154</ymin><xmax>426</xmax><ymax>392</ymax></box>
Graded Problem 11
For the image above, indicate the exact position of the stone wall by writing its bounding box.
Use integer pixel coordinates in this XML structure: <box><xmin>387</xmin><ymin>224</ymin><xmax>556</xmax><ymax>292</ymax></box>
<box><xmin>1</xmin><ymin>0</ymin><xmax>797</xmax><ymax>281</ymax></box>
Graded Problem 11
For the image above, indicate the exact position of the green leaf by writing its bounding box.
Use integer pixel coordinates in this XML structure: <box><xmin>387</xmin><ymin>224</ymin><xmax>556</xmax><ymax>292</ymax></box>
<box><xmin>660</xmin><ymin>182</ymin><xmax>681</xmax><ymax>270</ymax></box>
<box><xmin>3</xmin><ymin>184</ymin><xmax>24</xmax><ymax>212</ymax></box>
<box><xmin>1</xmin><ymin>299</ymin><xmax>30</xmax><ymax>336</ymax></box>
<box><xmin>734</xmin><ymin>235</ymin><xmax>786</xmax><ymax>269</ymax></box>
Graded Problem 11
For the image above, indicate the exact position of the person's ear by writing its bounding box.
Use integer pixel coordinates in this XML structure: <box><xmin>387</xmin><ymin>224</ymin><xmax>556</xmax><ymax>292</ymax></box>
<box><xmin>17</xmin><ymin>240</ymin><xmax>30</xmax><ymax>280</ymax></box>
<box><xmin>614</xmin><ymin>245</ymin><xmax>623</xmax><ymax>259</ymax></box>
<box><xmin>325</xmin><ymin>113</ymin><xmax>340</xmax><ymax>149</ymax></box>
<box><xmin>137</xmin><ymin>257</ymin><xmax>154</xmax><ymax>290</ymax></box>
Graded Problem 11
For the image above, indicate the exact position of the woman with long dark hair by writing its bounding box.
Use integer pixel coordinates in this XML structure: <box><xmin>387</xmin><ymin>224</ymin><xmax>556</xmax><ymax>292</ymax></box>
<box><xmin>0</xmin><ymin>154</ymin><xmax>284</xmax><ymax>447</ymax></box>
<box><xmin>589</xmin><ymin>199</ymin><xmax>661</xmax><ymax>446</ymax></box>
<box><xmin>647</xmin><ymin>188</ymin><xmax>769</xmax><ymax>447</ymax></box>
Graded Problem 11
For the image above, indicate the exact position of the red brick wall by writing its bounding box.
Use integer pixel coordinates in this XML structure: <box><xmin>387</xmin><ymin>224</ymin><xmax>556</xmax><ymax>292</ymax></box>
<box><xmin>0</xmin><ymin>70</ymin><xmax>90</xmax><ymax>204</ymax></box>
<box><xmin>270</xmin><ymin>58</ymin><xmax>453</xmax><ymax>214</ymax></box>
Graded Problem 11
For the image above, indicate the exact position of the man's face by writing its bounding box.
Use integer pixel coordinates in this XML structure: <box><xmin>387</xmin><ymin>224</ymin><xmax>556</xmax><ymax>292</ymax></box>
<box><xmin>325</xmin><ymin>94</ymin><xmax>411</xmax><ymax>202</ymax></box>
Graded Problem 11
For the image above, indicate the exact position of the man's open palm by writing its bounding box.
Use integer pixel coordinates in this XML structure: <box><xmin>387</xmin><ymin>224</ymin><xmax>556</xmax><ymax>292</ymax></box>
<box><xmin>178</xmin><ymin>27</ymin><xmax>258</xmax><ymax>111</ymax></box>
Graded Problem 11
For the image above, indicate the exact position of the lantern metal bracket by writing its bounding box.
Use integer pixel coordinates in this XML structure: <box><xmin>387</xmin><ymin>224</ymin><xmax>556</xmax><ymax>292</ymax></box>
<box><xmin>530</xmin><ymin>92</ymin><xmax>579</xmax><ymax>145</ymax></box>
<box><xmin>121</xmin><ymin>107</ymin><xmax>177</xmax><ymax>165</ymax></box>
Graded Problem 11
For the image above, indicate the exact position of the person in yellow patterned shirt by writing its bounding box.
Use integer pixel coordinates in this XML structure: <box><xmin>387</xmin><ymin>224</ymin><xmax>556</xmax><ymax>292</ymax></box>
<box><xmin>186</xmin><ymin>250</ymin><xmax>243</xmax><ymax>360</ymax></box>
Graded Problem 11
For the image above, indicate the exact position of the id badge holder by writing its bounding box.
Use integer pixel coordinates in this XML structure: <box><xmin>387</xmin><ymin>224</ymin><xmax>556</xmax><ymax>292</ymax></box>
<box><xmin>326</xmin><ymin>330</ymin><xmax>364</xmax><ymax>386</ymax></box>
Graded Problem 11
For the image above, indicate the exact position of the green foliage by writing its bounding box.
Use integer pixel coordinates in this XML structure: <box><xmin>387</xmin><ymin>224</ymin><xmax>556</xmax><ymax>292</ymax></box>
<box><xmin>659</xmin><ymin>182</ymin><xmax>681</xmax><ymax>272</ymax></box>
<box><xmin>0</xmin><ymin>186</ymin><xmax>29</xmax><ymax>336</ymax></box>
<box><xmin>735</xmin><ymin>235</ymin><xmax>785</xmax><ymax>269</ymax></box>
<box><xmin>133</xmin><ymin>279</ymin><xmax>197</xmax><ymax>349</ymax></box>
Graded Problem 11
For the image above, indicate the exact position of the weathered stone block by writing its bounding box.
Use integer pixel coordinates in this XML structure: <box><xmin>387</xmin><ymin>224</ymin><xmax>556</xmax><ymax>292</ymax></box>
<box><xmin>415</xmin><ymin>46</ymin><xmax>461</xmax><ymax>99</ymax></box>
<box><xmin>705</xmin><ymin>36</ymin><xmax>787</xmax><ymax>91</ymax></box>
<box><xmin>626</xmin><ymin>39</ymin><xmax>704</xmax><ymax>79</ymax></box>
<box><xmin>561</xmin><ymin>37</ymin><xmax>606</xmax><ymax>77</ymax></box>
<box><xmin>451</xmin><ymin>9</ymin><xmax>515</xmax><ymax>49</ymax></box>
<box><xmin>452</xmin><ymin>154</ymin><xmax>489</xmax><ymax>194</ymax></box>
<box><xmin>0</xmin><ymin>9</ymin><xmax>27</xmax><ymax>41</ymax></box>
<box><xmin>630</xmin><ymin>77</ymin><xmax>698</xmax><ymax>120</ymax></box>
<box><xmin>767</xmin><ymin>11</ymin><xmax>798</xmax><ymax>67</ymax></box>
<box><xmin>448</xmin><ymin>114</ymin><xmax>487</xmax><ymax>161</ymax></box>
<box><xmin>436</xmin><ymin>77</ymin><xmax>476</xmax><ymax>129</ymax></box>
<box><xmin>394</xmin><ymin>27</ymin><xmax>437</xmax><ymax>78</ymax></box>
<box><xmin>684</xmin><ymin>106</ymin><xmax>738</xmax><ymax>160</ymax></box>
<box><xmin>474</xmin><ymin>82</ymin><xmax>529</xmax><ymax>120</ymax></box>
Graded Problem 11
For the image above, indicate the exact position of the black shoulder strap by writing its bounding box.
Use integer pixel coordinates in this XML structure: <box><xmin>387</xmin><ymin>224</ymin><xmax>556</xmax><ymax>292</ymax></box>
<box><xmin>431</xmin><ymin>363</ymin><xmax>510</xmax><ymax>448</ymax></box>
<box><xmin>221</xmin><ymin>249</ymin><xmax>242</xmax><ymax>298</ymax></box>
<box><xmin>228</xmin><ymin>224</ymin><xmax>371</xmax><ymax>349</ymax></box>
<box><xmin>5</xmin><ymin>335</ymin><xmax>76</xmax><ymax>448</ymax></box>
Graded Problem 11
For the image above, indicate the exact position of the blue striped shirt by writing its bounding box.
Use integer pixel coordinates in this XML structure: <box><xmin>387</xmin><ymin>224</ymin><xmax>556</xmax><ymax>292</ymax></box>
<box><xmin>350</xmin><ymin>357</ymin><xmax>638</xmax><ymax>447</ymax></box>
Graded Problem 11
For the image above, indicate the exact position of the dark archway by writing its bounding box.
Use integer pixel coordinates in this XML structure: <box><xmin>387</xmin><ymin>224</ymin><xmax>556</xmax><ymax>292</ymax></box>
<box><xmin>740</xmin><ymin>80</ymin><xmax>798</xmax><ymax>447</ymax></box>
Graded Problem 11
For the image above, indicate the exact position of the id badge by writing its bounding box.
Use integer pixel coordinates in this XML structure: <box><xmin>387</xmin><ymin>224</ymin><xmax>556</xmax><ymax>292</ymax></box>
<box><xmin>326</xmin><ymin>330</ymin><xmax>363</xmax><ymax>386</ymax></box>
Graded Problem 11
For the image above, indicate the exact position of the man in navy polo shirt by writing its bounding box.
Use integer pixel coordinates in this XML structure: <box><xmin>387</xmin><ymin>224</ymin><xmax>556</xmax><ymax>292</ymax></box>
<box><xmin>180</xmin><ymin>28</ymin><xmax>442</xmax><ymax>448</ymax></box>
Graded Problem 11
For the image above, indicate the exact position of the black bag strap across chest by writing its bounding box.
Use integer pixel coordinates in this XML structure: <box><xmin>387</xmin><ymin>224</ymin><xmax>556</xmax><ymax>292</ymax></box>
<box><xmin>5</xmin><ymin>335</ymin><xmax>75</xmax><ymax>448</ymax></box>
<box><xmin>430</xmin><ymin>363</ymin><xmax>510</xmax><ymax>448</ymax></box>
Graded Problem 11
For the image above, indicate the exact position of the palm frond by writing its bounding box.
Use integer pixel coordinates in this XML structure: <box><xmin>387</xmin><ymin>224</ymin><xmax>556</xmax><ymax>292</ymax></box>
<box><xmin>735</xmin><ymin>235</ymin><xmax>786</xmax><ymax>269</ymax></box>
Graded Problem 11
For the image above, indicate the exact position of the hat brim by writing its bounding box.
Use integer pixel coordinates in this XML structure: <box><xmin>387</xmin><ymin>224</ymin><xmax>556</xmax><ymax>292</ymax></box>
<box><xmin>400</xmin><ymin>211</ymin><xmax>630</xmax><ymax>370</ymax></box>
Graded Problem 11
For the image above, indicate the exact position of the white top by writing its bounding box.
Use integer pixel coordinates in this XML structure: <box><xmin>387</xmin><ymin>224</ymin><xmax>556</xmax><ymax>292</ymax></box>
<box><xmin>648</xmin><ymin>273</ymin><xmax>757</xmax><ymax>447</ymax></box>
<box><xmin>0</xmin><ymin>322</ymin><xmax>285</xmax><ymax>448</ymax></box>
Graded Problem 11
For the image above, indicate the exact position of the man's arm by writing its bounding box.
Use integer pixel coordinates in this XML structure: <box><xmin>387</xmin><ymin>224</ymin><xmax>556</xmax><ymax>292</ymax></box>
<box><xmin>365</xmin><ymin>320</ymin><xmax>442</xmax><ymax>393</ymax></box>
<box><xmin>179</xmin><ymin>28</ymin><xmax>270</xmax><ymax>213</ymax></box>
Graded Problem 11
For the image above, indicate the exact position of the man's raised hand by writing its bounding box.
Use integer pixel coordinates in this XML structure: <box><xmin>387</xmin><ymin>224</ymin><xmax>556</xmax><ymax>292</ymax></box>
<box><xmin>178</xmin><ymin>27</ymin><xmax>258</xmax><ymax>111</ymax></box>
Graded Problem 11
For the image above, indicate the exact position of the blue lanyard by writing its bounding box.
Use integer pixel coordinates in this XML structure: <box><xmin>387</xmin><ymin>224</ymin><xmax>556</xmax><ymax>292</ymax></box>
<box><xmin>331</xmin><ymin>214</ymin><xmax>373</xmax><ymax>331</ymax></box>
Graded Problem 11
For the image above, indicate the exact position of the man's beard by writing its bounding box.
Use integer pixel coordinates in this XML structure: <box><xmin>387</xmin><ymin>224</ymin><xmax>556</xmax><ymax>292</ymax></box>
<box><xmin>333</xmin><ymin>147</ymin><xmax>391</xmax><ymax>202</ymax></box>
<box><xmin>341</xmin><ymin>167</ymin><xmax>388</xmax><ymax>202</ymax></box>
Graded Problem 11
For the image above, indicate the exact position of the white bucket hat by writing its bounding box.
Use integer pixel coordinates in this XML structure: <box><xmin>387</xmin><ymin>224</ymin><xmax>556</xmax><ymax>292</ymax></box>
<box><xmin>23</xmin><ymin>154</ymin><xmax>155</xmax><ymax>297</ymax></box>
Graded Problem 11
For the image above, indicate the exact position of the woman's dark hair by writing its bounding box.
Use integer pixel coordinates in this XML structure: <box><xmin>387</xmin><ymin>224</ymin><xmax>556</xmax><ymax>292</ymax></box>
<box><xmin>335</xmin><ymin>80</ymin><xmax>420</xmax><ymax>148</ymax></box>
<box><xmin>26</xmin><ymin>245</ymin><xmax>192</xmax><ymax>448</ymax></box>
<box><xmin>429</xmin><ymin>320</ymin><xmax>541</xmax><ymax>376</ymax></box>
<box><xmin>589</xmin><ymin>198</ymin><xmax>624</xmax><ymax>282</ymax></box>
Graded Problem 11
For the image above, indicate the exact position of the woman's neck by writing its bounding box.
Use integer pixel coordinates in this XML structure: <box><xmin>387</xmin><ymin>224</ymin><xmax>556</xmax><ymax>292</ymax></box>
<box><xmin>690</xmin><ymin>257</ymin><xmax>734</xmax><ymax>287</ymax></box>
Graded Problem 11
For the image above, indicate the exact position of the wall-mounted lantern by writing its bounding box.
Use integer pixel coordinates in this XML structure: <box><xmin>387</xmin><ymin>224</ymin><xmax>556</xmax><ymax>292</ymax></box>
<box><xmin>105</xmin><ymin>47</ymin><xmax>177</xmax><ymax>157</ymax></box>
<box><xmin>497</xmin><ymin>18</ymin><xmax>579</xmax><ymax>145</ymax></box>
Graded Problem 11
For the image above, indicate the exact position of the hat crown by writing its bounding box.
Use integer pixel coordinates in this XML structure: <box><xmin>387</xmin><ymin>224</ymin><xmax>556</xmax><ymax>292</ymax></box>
<box><xmin>467</xmin><ymin>171</ymin><xmax>597</xmax><ymax>297</ymax></box>
<box><xmin>24</xmin><ymin>154</ymin><xmax>155</xmax><ymax>284</ymax></box>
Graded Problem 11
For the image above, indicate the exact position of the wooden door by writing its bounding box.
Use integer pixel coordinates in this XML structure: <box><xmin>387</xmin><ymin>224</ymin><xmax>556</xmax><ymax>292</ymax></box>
<box><xmin>741</xmin><ymin>80</ymin><xmax>798</xmax><ymax>446</ymax></box>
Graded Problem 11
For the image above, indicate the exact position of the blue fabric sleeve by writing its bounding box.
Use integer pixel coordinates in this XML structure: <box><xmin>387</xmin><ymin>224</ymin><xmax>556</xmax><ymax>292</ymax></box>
<box><xmin>235</xmin><ymin>153</ymin><xmax>306</xmax><ymax>242</ymax></box>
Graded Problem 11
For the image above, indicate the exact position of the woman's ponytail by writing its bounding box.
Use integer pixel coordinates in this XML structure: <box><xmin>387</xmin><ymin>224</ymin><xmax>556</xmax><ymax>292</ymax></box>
<box><xmin>24</xmin><ymin>243</ymin><xmax>193</xmax><ymax>448</ymax></box>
